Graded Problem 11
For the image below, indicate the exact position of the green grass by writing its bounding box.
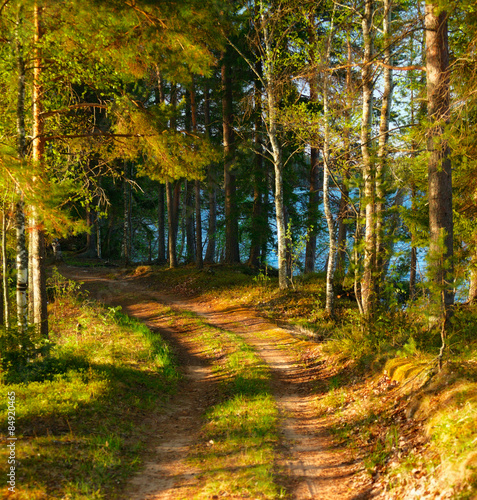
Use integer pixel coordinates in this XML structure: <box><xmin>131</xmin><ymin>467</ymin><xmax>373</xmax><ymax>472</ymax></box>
<box><xmin>0</xmin><ymin>294</ymin><xmax>179</xmax><ymax>499</ymax></box>
<box><xmin>157</xmin><ymin>306</ymin><xmax>285</xmax><ymax>499</ymax></box>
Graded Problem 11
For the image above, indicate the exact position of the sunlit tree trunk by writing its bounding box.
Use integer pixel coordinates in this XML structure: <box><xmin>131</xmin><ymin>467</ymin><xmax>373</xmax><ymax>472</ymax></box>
<box><xmin>336</xmin><ymin>33</ymin><xmax>353</xmax><ymax>283</ymax></box>
<box><xmin>375</xmin><ymin>0</ymin><xmax>394</xmax><ymax>289</ymax></box>
<box><xmin>260</xmin><ymin>5</ymin><xmax>288</xmax><ymax>289</ymax></box>
<box><xmin>425</xmin><ymin>3</ymin><xmax>453</xmax><ymax>326</ymax></box>
<box><xmin>2</xmin><ymin>210</ymin><xmax>8</xmax><ymax>328</ymax></box>
<box><xmin>323</xmin><ymin>8</ymin><xmax>336</xmax><ymax>316</ymax></box>
<box><xmin>31</xmin><ymin>1</ymin><xmax>48</xmax><ymax>336</ymax></box>
<box><xmin>360</xmin><ymin>0</ymin><xmax>375</xmax><ymax>319</ymax></box>
<box><xmin>14</xmin><ymin>5</ymin><xmax>27</xmax><ymax>333</ymax></box>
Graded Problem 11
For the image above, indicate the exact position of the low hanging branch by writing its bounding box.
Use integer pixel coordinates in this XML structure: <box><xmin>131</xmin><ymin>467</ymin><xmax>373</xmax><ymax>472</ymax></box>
<box><xmin>40</xmin><ymin>103</ymin><xmax>108</xmax><ymax>119</ymax></box>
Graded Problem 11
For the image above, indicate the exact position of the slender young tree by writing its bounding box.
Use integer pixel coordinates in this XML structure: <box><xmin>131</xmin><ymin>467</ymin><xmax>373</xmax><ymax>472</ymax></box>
<box><xmin>30</xmin><ymin>1</ymin><xmax>48</xmax><ymax>337</ymax></box>
<box><xmin>14</xmin><ymin>4</ymin><xmax>28</xmax><ymax>333</ymax></box>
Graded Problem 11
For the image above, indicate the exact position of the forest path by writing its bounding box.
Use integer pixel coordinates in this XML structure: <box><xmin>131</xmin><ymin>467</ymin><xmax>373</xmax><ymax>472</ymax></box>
<box><xmin>61</xmin><ymin>265</ymin><xmax>372</xmax><ymax>499</ymax></box>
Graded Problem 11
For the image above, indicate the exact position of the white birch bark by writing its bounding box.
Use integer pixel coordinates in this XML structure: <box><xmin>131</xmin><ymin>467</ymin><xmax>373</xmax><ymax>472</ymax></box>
<box><xmin>261</xmin><ymin>3</ymin><xmax>288</xmax><ymax>289</ymax></box>
<box><xmin>15</xmin><ymin>5</ymin><xmax>28</xmax><ymax>333</ymax></box>
<box><xmin>375</xmin><ymin>0</ymin><xmax>394</xmax><ymax>284</ymax></box>
<box><xmin>323</xmin><ymin>9</ymin><xmax>336</xmax><ymax>316</ymax></box>
<box><xmin>360</xmin><ymin>0</ymin><xmax>375</xmax><ymax>318</ymax></box>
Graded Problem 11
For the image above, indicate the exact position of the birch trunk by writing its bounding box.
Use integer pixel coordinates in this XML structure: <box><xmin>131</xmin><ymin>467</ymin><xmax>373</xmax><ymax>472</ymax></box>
<box><xmin>261</xmin><ymin>6</ymin><xmax>288</xmax><ymax>289</ymax></box>
<box><xmin>31</xmin><ymin>2</ymin><xmax>48</xmax><ymax>336</ymax></box>
<box><xmin>360</xmin><ymin>0</ymin><xmax>375</xmax><ymax>319</ymax></box>
<box><xmin>375</xmin><ymin>0</ymin><xmax>394</xmax><ymax>288</ymax></box>
<box><xmin>15</xmin><ymin>6</ymin><xmax>28</xmax><ymax>333</ymax></box>
<box><xmin>323</xmin><ymin>8</ymin><xmax>336</xmax><ymax>316</ymax></box>
<box><xmin>2</xmin><ymin>211</ymin><xmax>8</xmax><ymax>328</ymax></box>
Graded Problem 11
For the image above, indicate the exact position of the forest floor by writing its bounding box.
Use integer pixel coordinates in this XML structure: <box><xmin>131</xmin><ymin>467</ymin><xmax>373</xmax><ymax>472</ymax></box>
<box><xmin>48</xmin><ymin>262</ymin><xmax>477</xmax><ymax>500</ymax></box>
<box><xmin>60</xmin><ymin>264</ymin><xmax>375</xmax><ymax>499</ymax></box>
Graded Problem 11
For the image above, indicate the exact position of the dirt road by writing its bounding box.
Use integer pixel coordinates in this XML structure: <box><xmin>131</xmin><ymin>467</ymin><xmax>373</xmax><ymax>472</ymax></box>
<box><xmin>62</xmin><ymin>265</ymin><xmax>373</xmax><ymax>499</ymax></box>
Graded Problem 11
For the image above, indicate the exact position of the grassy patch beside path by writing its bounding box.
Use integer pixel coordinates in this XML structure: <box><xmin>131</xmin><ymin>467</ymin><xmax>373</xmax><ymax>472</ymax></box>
<box><xmin>0</xmin><ymin>291</ymin><xmax>178</xmax><ymax>499</ymax></box>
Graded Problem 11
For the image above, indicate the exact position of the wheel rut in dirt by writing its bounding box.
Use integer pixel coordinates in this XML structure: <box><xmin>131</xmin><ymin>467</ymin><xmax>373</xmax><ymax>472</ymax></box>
<box><xmin>63</xmin><ymin>266</ymin><xmax>372</xmax><ymax>499</ymax></box>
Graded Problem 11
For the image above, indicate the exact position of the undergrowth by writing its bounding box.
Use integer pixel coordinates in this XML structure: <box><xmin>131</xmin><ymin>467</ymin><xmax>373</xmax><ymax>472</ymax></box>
<box><xmin>141</xmin><ymin>263</ymin><xmax>477</xmax><ymax>498</ymax></box>
<box><xmin>0</xmin><ymin>273</ymin><xmax>178</xmax><ymax>499</ymax></box>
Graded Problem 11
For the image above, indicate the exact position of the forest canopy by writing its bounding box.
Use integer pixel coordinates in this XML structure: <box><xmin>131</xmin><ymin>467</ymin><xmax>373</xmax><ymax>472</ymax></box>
<box><xmin>0</xmin><ymin>0</ymin><xmax>475</xmax><ymax>340</ymax></box>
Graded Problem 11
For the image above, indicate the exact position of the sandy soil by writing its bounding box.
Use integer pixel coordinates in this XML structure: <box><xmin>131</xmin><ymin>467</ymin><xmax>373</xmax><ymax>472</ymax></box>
<box><xmin>61</xmin><ymin>265</ymin><xmax>374</xmax><ymax>499</ymax></box>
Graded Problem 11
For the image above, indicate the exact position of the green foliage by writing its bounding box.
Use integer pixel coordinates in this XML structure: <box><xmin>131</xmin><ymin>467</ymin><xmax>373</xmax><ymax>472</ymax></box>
<box><xmin>0</xmin><ymin>281</ymin><xmax>178</xmax><ymax>498</ymax></box>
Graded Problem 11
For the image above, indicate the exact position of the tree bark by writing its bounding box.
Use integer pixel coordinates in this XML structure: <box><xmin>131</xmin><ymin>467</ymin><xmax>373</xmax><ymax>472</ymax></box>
<box><xmin>425</xmin><ymin>3</ymin><xmax>454</xmax><ymax>322</ymax></box>
<box><xmin>166</xmin><ymin>180</ymin><xmax>178</xmax><ymax>268</ymax></box>
<box><xmin>2</xmin><ymin>211</ymin><xmax>8</xmax><ymax>328</ymax></box>
<box><xmin>185</xmin><ymin>181</ymin><xmax>196</xmax><ymax>263</ymax></box>
<box><xmin>323</xmin><ymin>8</ymin><xmax>336</xmax><ymax>316</ymax></box>
<box><xmin>360</xmin><ymin>0</ymin><xmax>375</xmax><ymax>319</ymax></box>
<box><xmin>14</xmin><ymin>5</ymin><xmax>27</xmax><ymax>333</ymax></box>
<box><xmin>222</xmin><ymin>57</ymin><xmax>240</xmax><ymax>264</ymax></box>
<box><xmin>157</xmin><ymin>184</ymin><xmax>166</xmax><ymax>263</ymax></box>
<box><xmin>261</xmin><ymin>5</ymin><xmax>288</xmax><ymax>288</ymax></box>
<box><xmin>204</xmin><ymin>83</ymin><xmax>217</xmax><ymax>264</ymax></box>
<box><xmin>305</xmin><ymin>42</ymin><xmax>320</xmax><ymax>274</ymax></box>
<box><xmin>249</xmin><ymin>60</ymin><xmax>265</xmax><ymax>267</ymax></box>
<box><xmin>375</xmin><ymin>0</ymin><xmax>394</xmax><ymax>289</ymax></box>
<box><xmin>31</xmin><ymin>1</ymin><xmax>48</xmax><ymax>336</ymax></box>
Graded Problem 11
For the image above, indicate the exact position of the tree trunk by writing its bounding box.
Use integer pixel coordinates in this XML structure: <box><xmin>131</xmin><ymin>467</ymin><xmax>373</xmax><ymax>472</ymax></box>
<box><xmin>122</xmin><ymin>167</ymin><xmax>131</xmax><ymax>265</ymax></box>
<box><xmin>195</xmin><ymin>181</ymin><xmax>203</xmax><ymax>269</ymax></box>
<box><xmin>305</xmin><ymin>60</ymin><xmax>320</xmax><ymax>274</ymax></box>
<box><xmin>204</xmin><ymin>83</ymin><xmax>217</xmax><ymax>264</ymax></box>
<box><xmin>249</xmin><ymin>61</ymin><xmax>265</xmax><ymax>267</ymax></box>
<box><xmin>166</xmin><ymin>180</ymin><xmax>178</xmax><ymax>268</ymax></box>
<box><xmin>336</xmin><ymin>32</ymin><xmax>353</xmax><ymax>284</ymax></box>
<box><xmin>360</xmin><ymin>0</ymin><xmax>375</xmax><ymax>319</ymax></box>
<box><xmin>86</xmin><ymin>206</ymin><xmax>98</xmax><ymax>258</ymax></box>
<box><xmin>157</xmin><ymin>183</ymin><xmax>166</xmax><ymax>263</ymax></box>
<box><xmin>323</xmin><ymin>8</ymin><xmax>336</xmax><ymax>316</ymax></box>
<box><xmin>2</xmin><ymin>211</ymin><xmax>8</xmax><ymax>328</ymax></box>
<box><xmin>185</xmin><ymin>181</ymin><xmax>196</xmax><ymax>263</ymax></box>
<box><xmin>31</xmin><ymin>1</ymin><xmax>48</xmax><ymax>336</ymax></box>
<box><xmin>14</xmin><ymin>6</ymin><xmax>27</xmax><ymax>333</ymax></box>
<box><xmin>261</xmin><ymin>7</ymin><xmax>288</xmax><ymax>288</ymax></box>
<box><xmin>222</xmin><ymin>57</ymin><xmax>240</xmax><ymax>264</ymax></box>
<box><xmin>425</xmin><ymin>3</ymin><xmax>453</xmax><ymax>325</ymax></box>
<box><xmin>375</xmin><ymin>0</ymin><xmax>394</xmax><ymax>289</ymax></box>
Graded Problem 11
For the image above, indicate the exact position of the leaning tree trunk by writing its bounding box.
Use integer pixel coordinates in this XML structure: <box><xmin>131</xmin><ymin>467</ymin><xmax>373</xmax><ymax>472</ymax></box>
<box><xmin>31</xmin><ymin>1</ymin><xmax>48</xmax><ymax>337</ymax></box>
<box><xmin>360</xmin><ymin>0</ymin><xmax>375</xmax><ymax>320</ymax></box>
<box><xmin>425</xmin><ymin>3</ymin><xmax>453</xmax><ymax>333</ymax></box>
